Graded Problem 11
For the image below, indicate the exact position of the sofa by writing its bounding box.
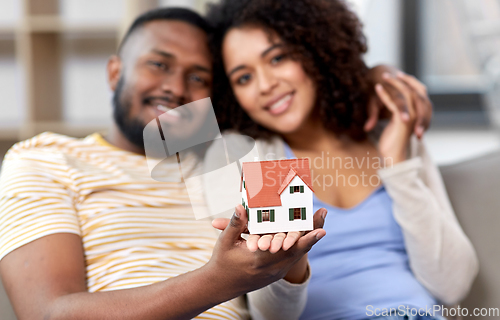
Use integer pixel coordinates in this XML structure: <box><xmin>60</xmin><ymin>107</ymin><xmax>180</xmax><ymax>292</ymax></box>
<box><xmin>439</xmin><ymin>150</ymin><xmax>500</xmax><ymax>319</ymax></box>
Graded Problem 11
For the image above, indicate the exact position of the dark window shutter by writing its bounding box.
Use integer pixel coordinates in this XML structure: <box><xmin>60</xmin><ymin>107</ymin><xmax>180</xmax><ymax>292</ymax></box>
<box><xmin>300</xmin><ymin>185</ymin><xmax>304</xmax><ymax>193</ymax></box>
<box><xmin>244</xmin><ymin>181</ymin><xmax>245</xmax><ymax>189</ymax></box>
<box><xmin>290</xmin><ymin>186</ymin><xmax>294</xmax><ymax>193</ymax></box>
<box><xmin>270</xmin><ymin>209</ymin><xmax>275</xmax><ymax>222</ymax></box>
<box><xmin>247</xmin><ymin>207</ymin><xmax>249</xmax><ymax>216</ymax></box>
<box><xmin>289</xmin><ymin>208</ymin><xmax>294</xmax><ymax>221</ymax></box>
<box><xmin>301</xmin><ymin>207</ymin><xmax>306</xmax><ymax>220</ymax></box>
<box><xmin>242</xmin><ymin>198</ymin><xmax>244</xmax><ymax>206</ymax></box>
<box><xmin>257</xmin><ymin>210</ymin><xmax>262</xmax><ymax>223</ymax></box>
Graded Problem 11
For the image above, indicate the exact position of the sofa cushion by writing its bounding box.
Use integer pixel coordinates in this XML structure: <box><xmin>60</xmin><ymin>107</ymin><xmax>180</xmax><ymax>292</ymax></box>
<box><xmin>440</xmin><ymin>150</ymin><xmax>500</xmax><ymax>318</ymax></box>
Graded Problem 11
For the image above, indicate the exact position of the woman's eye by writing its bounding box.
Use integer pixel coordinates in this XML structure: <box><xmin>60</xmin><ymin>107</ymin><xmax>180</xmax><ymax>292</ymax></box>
<box><xmin>236</xmin><ymin>74</ymin><xmax>251</xmax><ymax>85</ymax></box>
<box><xmin>270</xmin><ymin>54</ymin><xmax>285</xmax><ymax>65</ymax></box>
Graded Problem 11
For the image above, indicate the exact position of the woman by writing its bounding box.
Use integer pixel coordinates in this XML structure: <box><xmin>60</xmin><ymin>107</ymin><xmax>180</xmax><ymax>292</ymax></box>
<box><xmin>206</xmin><ymin>0</ymin><xmax>479</xmax><ymax>319</ymax></box>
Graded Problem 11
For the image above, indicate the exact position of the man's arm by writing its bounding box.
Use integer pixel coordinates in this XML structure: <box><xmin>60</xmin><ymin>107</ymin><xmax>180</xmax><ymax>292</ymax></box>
<box><xmin>1</xmin><ymin>233</ymin><xmax>227</xmax><ymax>320</ymax></box>
<box><xmin>0</xmin><ymin>205</ymin><xmax>324</xmax><ymax>320</ymax></box>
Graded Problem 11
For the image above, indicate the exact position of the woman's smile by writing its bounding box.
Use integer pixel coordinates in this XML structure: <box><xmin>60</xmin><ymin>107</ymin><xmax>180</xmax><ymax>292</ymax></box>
<box><xmin>264</xmin><ymin>92</ymin><xmax>295</xmax><ymax>115</ymax></box>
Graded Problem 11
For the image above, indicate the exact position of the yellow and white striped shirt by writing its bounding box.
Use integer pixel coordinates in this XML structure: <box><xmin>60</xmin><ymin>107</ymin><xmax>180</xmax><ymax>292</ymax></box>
<box><xmin>0</xmin><ymin>132</ymin><xmax>247</xmax><ymax>320</ymax></box>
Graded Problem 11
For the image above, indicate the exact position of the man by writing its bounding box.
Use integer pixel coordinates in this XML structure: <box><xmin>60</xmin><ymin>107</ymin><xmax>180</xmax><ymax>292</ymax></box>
<box><xmin>0</xmin><ymin>8</ymin><xmax>326</xmax><ymax>320</ymax></box>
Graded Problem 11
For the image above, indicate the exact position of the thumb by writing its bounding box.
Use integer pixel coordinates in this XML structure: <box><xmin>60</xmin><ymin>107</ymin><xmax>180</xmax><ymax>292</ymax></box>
<box><xmin>220</xmin><ymin>205</ymin><xmax>248</xmax><ymax>246</ymax></box>
<box><xmin>313</xmin><ymin>208</ymin><xmax>327</xmax><ymax>230</ymax></box>
<box><xmin>212</xmin><ymin>218</ymin><xmax>230</xmax><ymax>231</ymax></box>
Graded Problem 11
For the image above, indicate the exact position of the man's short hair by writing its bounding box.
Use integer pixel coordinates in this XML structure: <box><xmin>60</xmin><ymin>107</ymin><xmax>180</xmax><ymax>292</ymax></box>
<box><xmin>118</xmin><ymin>7</ymin><xmax>212</xmax><ymax>54</ymax></box>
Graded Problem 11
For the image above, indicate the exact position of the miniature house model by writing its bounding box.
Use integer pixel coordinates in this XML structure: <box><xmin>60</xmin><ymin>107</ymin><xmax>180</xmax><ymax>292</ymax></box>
<box><xmin>241</xmin><ymin>158</ymin><xmax>314</xmax><ymax>234</ymax></box>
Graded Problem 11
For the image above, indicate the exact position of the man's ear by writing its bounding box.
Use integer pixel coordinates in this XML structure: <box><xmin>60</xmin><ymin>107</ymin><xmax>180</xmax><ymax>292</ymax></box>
<box><xmin>107</xmin><ymin>55</ymin><xmax>122</xmax><ymax>92</ymax></box>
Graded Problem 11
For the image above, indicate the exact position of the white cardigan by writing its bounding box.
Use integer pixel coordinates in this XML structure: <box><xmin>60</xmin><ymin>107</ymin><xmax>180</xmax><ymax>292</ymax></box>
<box><xmin>202</xmin><ymin>133</ymin><xmax>479</xmax><ymax>319</ymax></box>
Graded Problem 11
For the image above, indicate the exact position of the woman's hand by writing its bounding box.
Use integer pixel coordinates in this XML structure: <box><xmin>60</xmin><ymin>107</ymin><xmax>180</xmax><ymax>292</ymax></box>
<box><xmin>375</xmin><ymin>72</ymin><xmax>421</xmax><ymax>165</ymax></box>
<box><xmin>365</xmin><ymin>65</ymin><xmax>433</xmax><ymax>140</ymax></box>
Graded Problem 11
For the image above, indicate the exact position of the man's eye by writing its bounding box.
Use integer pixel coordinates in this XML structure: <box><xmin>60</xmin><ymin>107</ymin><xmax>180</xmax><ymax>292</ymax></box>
<box><xmin>236</xmin><ymin>74</ymin><xmax>251</xmax><ymax>85</ymax></box>
<box><xmin>188</xmin><ymin>74</ymin><xmax>207</xmax><ymax>86</ymax></box>
<box><xmin>148</xmin><ymin>61</ymin><xmax>168</xmax><ymax>70</ymax></box>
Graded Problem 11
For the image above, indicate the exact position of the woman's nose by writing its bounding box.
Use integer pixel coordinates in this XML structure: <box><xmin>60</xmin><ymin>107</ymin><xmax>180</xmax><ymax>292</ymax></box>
<box><xmin>257</xmin><ymin>68</ymin><xmax>278</xmax><ymax>95</ymax></box>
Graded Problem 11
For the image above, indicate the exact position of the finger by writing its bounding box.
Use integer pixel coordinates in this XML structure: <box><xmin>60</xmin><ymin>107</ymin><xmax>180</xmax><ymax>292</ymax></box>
<box><xmin>406</xmin><ymin>87</ymin><xmax>418</xmax><ymax>124</ymax></box>
<box><xmin>219</xmin><ymin>205</ymin><xmax>248</xmax><ymax>246</ymax></box>
<box><xmin>382</xmin><ymin>73</ymin><xmax>415</xmax><ymax>121</ymax></box>
<box><xmin>396</xmin><ymin>71</ymin><xmax>427</xmax><ymax>98</ymax></box>
<box><xmin>414</xmin><ymin>93</ymin><xmax>433</xmax><ymax>138</ymax></box>
<box><xmin>270</xmin><ymin>233</ymin><xmax>287</xmax><ymax>253</ymax></box>
<box><xmin>247</xmin><ymin>234</ymin><xmax>261</xmax><ymax>252</ymax></box>
<box><xmin>212</xmin><ymin>218</ymin><xmax>230</xmax><ymax>231</ymax></box>
<box><xmin>412</xmin><ymin>92</ymin><xmax>427</xmax><ymax>139</ymax></box>
<box><xmin>419</xmin><ymin>97</ymin><xmax>433</xmax><ymax>135</ymax></box>
<box><xmin>294</xmin><ymin>229</ymin><xmax>326</xmax><ymax>253</ymax></box>
<box><xmin>364</xmin><ymin>96</ymin><xmax>381</xmax><ymax>132</ymax></box>
<box><xmin>258</xmin><ymin>234</ymin><xmax>274</xmax><ymax>251</ymax></box>
<box><xmin>375</xmin><ymin>84</ymin><xmax>400</xmax><ymax>118</ymax></box>
<box><xmin>283</xmin><ymin>231</ymin><xmax>303</xmax><ymax>251</ymax></box>
<box><xmin>313</xmin><ymin>208</ymin><xmax>327</xmax><ymax>230</ymax></box>
<box><xmin>417</xmin><ymin>95</ymin><xmax>433</xmax><ymax>134</ymax></box>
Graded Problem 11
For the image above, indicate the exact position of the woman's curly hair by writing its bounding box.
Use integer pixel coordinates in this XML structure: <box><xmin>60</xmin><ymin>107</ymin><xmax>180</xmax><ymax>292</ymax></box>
<box><xmin>206</xmin><ymin>0</ymin><xmax>370</xmax><ymax>141</ymax></box>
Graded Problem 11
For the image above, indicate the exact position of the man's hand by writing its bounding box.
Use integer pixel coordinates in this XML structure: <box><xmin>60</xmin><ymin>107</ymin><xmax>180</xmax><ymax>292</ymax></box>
<box><xmin>365</xmin><ymin>65</ymin><xmax>433</xmax><ymax>139</ymax></box>
<box><xmin>208</xmin><ymin>205</ymin><xmax>326</xmax><ymax>294</ymax></box>
<box><xmin>212</xmin><ymin>207</ymin><xmax>327</xmax><ymax>253</ymax></box>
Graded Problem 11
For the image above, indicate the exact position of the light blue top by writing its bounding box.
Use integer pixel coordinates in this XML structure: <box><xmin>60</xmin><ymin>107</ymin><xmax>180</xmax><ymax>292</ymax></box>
<box><xmin>282</xmin><ymin>144</ymin><xmax>436</xmax><ymax>320</ymax></box>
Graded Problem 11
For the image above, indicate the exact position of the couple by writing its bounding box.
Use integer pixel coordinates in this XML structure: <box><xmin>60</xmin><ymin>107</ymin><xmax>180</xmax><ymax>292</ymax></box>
<box><xmin>0</xmin><ymin>1</ymin><xmax>477</xmax><ymax>320</ymax></box>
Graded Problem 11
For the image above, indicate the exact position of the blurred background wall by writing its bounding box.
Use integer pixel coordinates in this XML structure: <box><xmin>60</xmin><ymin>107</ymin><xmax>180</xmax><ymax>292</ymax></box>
<box><xmin>1</xmin><ymin>0</ymin><xmax>500</xmax><ymax>169</ymax></box>
<box><xmin>1</xmin><ymin>1</ymin><xmax>500</xmax><ymax>317</ymax></box>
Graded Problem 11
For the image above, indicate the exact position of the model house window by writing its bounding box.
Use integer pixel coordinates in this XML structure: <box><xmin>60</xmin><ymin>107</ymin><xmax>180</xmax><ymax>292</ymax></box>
<box><xmin>262</xmin><ymin>210</ymin><xmax>270</xmax><ymax>221</ymax></box>
<box><xmin>289</xmin><ymin>207</ymin><xmax>306</xmax><ymax>220</ymax></box>
<box><xmin>294</xmin><ymin>208</ymin><xmax>301</xmax><ymax>219</ymax></box>
<box><xmin>290</xmin><ymin>185</ymin><xmax>305</xmax><ymax>194</ymax></box>
<box><xmin>257</xmin><ymin>209</ymin><xmax>275</xmax><ymax>223</ymax></box>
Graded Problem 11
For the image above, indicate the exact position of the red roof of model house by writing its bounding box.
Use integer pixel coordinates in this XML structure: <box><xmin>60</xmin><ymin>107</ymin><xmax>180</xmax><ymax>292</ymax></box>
<box><xmin>242</xmin><ymin>158</ymin><xmax>314</xmax><ymax>208</ymax></box>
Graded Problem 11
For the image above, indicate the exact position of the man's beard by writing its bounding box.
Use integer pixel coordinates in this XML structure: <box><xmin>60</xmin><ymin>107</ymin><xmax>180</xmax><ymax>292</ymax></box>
<box><xmin>112</xmin><ymin>77</ymin><xmax>146</xmax><ymax>151</ymax></box>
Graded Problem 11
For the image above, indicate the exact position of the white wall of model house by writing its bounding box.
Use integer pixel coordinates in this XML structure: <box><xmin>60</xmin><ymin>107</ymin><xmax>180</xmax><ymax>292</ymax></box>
<box><xmin>244</xmin><ymin>175</ymin><xmax>313</xmax><ymax>234</ymax></box>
